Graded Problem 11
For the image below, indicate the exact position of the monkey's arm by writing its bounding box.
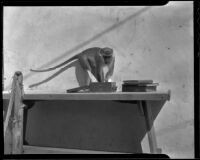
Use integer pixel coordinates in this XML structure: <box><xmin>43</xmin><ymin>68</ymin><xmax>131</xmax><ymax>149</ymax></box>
<box><xmin>96</xmin><ymin>67</ymin><xmax>104</xmax><ymax>82</ymax></box>
<box><xmin>87</xmin><ymin>71</ymin><xmax>98</xmax><ymax>82</ymax></box>
<box><xmin>105</xmin><ymin>56</ymin><xmax>115</xmax><ymax>82</ymax></box>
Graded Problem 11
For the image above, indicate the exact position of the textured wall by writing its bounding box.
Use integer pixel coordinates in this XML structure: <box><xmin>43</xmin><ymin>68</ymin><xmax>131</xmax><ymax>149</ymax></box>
<box><xmin>3</xmin><ymin>2</ymin><xmax>194</xmax><ymax>158</ymax></box>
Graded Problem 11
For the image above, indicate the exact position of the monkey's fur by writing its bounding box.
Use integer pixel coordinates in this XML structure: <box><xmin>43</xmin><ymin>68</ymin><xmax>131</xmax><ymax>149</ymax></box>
<box><xmin>30</xmin><ymin>47</ymin><xmax>115</xmax><ymax>87</ymax></box>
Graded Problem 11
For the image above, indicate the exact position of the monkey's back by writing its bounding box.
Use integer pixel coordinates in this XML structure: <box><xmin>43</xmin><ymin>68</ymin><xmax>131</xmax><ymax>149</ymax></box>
<box><xmin>81</xmin><ymin>47</ymin><xmax>101</xmax><ymax>56</ymax></box>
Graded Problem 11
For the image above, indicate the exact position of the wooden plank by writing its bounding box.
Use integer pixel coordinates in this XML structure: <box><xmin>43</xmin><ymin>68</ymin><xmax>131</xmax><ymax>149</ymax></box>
<box><xmin>4</xmin><ymin>72</ymin><xmax>20</xmax><ymax>154</ymax></box>
<box><xmin>11</xmin><ymin>71</ymin><xmax>24</xmax><ymax>154</ymax></box>
<box><xmin>4</xmin><ymin>77</ymin><xmax>16</xmax><ymax>138</ymax></box>
<box><xmin>3</xmin><ymin>91</ymin><xmax>170</xmax><ymax>101</ymax></box>
<box><xmin>23</xmin><ymin>145</ymin><xmax>130</xmax><ymax>154</ymax></box>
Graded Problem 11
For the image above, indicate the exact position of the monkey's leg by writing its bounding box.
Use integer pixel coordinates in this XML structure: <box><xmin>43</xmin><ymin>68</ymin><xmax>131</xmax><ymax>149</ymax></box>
<box><xmin>75</xmin><ymin>61</ymin><xmax>91</xmax><ymax>86</ymax></box>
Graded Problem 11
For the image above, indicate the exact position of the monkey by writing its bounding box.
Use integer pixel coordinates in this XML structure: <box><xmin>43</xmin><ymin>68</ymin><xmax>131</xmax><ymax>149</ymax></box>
<box><xmin>30</xmin><ymin>47</ymin><xmax>115</xmax><ymax>87</ymax></box>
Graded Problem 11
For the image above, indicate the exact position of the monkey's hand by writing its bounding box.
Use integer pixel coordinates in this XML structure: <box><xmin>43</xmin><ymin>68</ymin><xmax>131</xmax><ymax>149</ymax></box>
<box><xmin>105</xmin><ymin>78</ymin><xmax>112</xmax><ymax>82</ymax></box>
<box><xmin>105</xmin><ymin>74</ymin><xmax>112</xmax><ymax>82</ymax></box>
<box><xmin>107</xmin><ymin>78</ymin><xmax>112</xmax><ymax>82</ymax></box>
<box><xmin>87</xmin><ymin>70</ymin><xmax>98</xmax><ymax>82</ymax></box>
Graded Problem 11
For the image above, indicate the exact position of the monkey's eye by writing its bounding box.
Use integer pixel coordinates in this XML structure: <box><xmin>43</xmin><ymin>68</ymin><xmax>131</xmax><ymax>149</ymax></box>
<box><xmin>103</xmin><ymin>55</ymin><xmax>111</xmax><ymax>59</ymax></box>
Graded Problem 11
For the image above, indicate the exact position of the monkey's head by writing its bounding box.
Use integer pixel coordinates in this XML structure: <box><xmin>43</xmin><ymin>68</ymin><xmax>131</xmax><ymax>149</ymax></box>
<box><xmin>101</xmin><ymin>47</ymin><xmax>114</xmax><ymax>64</ymax></box>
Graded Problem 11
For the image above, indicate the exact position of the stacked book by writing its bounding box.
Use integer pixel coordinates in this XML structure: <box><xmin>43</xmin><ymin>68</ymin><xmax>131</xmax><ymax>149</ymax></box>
<box><xmin>122</xmin><ymin>80</ymin><xmax>159</xmax><ymax>92</ymax></box>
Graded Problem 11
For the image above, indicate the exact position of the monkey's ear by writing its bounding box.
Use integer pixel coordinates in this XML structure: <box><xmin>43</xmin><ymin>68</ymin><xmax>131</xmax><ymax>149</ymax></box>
<box><xmin>102</xmin><ymin>47</ymin><xmax>113</xmax><ymax>56</ymax></box>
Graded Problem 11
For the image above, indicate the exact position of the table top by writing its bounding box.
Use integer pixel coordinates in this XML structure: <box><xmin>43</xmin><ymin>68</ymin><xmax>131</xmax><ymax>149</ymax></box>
<box><xmin>3</xmin><ymin>90</ymin><xmax>171</xmax><ymax>101</ymax></box>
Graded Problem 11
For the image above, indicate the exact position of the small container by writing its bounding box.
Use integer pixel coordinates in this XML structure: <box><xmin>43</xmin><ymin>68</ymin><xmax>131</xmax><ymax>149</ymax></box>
<box><xmin>90</xmin><ymin>82</ymin><xmax>117</xmax><ymax>92</ymax></box>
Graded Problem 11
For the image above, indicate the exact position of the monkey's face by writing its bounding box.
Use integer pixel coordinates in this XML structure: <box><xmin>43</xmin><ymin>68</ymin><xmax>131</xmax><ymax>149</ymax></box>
<box><xmin>103</xmin><ymin>56</ymin><xmax>113</xmax><ymax>65</ymax></box>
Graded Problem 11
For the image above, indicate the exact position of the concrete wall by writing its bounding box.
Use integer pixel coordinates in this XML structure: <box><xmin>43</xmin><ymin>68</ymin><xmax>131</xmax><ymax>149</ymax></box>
<box><xmin>3</xmin><ymin>2</ymin><xmax>194</xmax><ymax>158</ymax></box>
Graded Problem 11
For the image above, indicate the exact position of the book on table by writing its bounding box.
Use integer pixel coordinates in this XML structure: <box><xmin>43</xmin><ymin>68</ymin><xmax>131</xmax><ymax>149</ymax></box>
<box><xmin>122</xmin><ymin>80</ymin><xmax>159</xmax><ymax>92</ymax></box>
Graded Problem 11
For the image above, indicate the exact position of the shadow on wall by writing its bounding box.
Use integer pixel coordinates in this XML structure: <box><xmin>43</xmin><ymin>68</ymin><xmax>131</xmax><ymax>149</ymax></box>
<box><xmin>4</xmin><ymin>6</ymin><xmax>151</xmax><ymax>90</ymax></box>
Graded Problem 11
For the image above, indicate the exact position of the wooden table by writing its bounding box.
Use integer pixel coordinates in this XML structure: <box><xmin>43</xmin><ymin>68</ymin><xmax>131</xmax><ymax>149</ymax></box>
<box><xmin>3</xmin><ymin>90</ymin><xmax>170</xmax><ymax>154</ymax></box>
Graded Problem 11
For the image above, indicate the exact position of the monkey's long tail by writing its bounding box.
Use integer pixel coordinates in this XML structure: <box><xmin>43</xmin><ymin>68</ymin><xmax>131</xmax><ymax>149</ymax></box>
<box><xmin>30</xmin><ymin>55</ymin><xmax>78</xmax><ymax>72</ymax></box>
<box><xmin>29</xmin><ymin>62</ymin><xmax>74</xmax><ymax>88</ymax></box>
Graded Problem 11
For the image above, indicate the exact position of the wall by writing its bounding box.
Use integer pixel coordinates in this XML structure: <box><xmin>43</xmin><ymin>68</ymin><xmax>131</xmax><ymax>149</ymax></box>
<box><xmin>3</xmin><ymin>2</ymin><xmax>194</xmax><ymax>158</ymax></box>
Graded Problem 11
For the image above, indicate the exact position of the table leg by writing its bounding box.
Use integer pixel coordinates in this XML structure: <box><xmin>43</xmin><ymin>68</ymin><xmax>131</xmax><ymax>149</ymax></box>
<box><xmin>141</xmin><ymin>101</ymin><xmax>161</xmax><ymax>154</ymax></box>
